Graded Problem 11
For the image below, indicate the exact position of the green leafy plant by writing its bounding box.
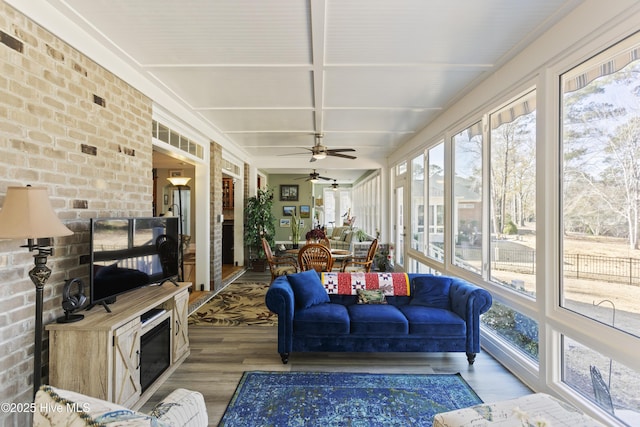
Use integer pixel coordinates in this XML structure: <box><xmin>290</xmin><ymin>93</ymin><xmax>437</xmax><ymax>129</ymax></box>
<box><xmin>244</xmin><ymin>187</ymin><xmax>276</xmax><ymax>260</ymax></box>
<box><xmin>353</xmin><ymin>229</ymin><xmax>370</xmax><ymax>242</ymax></box>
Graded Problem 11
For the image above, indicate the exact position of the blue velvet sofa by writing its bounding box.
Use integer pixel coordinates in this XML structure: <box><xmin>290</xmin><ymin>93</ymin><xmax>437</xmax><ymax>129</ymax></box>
<box><xmin>265</xmin><ymin>271</ymin><xmax>492</xmax><ymax>365</ymax></box>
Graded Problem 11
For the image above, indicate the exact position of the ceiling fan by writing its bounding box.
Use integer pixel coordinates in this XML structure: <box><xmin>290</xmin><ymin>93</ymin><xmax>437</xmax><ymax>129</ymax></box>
<box><xmin>295</xmin><ymin>169</ymin><xmax>333</xmax><ymax>182</ymax></box>
<box><xmin>284</xmin><ymin>134</ymin><xmax>357</xmax><ymax>162</ymax></box>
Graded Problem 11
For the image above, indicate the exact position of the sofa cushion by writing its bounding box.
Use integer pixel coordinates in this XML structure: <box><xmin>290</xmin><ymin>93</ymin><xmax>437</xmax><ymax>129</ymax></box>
<box><xmin>399</xmin><ymin>306</ymin><xmax>466</xmax><ymax>336</ymax></box>
<box><xmin>347</xmin><ymin>304</ymin><xmax>408</xmax><ymax>335</ymax></box>
<box><xmin>288</xmin><ymin>270</ymin><xmax>330</xmax><ymax>309</ymax></box>
<box><xmin>294</xmin><ymin>303</ymin><xmax>350</xmax><ymax>335</ymax></box>
<box><xmin>410</xmin><ymin>276</ymin><xmax>452</xmax><ymax>310</ymax></box>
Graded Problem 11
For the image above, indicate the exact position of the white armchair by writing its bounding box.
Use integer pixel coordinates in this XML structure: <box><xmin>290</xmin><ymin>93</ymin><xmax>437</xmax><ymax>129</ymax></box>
<box><xmin>33</xmin><ymin>385</ymin><xmax>207</xmax><ymax>427</ymax></box>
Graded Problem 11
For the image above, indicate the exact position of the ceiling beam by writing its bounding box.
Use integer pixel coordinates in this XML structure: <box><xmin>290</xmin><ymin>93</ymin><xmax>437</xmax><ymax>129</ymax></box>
<box><xmin>310</xmin><ymin>0</ymin><xmax>326</xmax><ymax>134</ymax></box>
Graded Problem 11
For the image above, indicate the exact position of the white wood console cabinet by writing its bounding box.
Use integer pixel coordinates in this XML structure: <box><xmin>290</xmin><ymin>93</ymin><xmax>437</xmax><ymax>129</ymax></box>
<box><xmin>46</xmin><ymin>282</ymin><xmax>191</xmax><ymax>410</ymax></box>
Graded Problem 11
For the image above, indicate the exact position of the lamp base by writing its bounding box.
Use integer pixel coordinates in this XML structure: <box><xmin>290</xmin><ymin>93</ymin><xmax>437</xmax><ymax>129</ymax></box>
<box><xmin>56</xmin><ymin>313</ymin><xmax>84</xmax><ymax>323</ymax></box>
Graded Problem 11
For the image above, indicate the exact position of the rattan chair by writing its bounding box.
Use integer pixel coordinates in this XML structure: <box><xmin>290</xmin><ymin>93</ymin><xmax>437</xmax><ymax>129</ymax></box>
<box><xmin>262</xmin><ymin>238</ymin><xmax>297</xmax><ymax>282</ymax></box>
<box><xmin>342</xmin><ymin>239</ymin><xmax>378</xmax><ymax>273</ymax></box>
<box><xmin>298</xmin><ymin>243</ymin><xmax>334</xmax><ymax>272</ymax></box>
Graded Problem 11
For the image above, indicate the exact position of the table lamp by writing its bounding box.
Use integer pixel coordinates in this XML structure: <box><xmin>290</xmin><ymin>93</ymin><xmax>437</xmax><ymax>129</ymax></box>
<box><xmin>0</xmin><ymin>186</ymin><xmax>73</xmax><ymax>396</ymax></box>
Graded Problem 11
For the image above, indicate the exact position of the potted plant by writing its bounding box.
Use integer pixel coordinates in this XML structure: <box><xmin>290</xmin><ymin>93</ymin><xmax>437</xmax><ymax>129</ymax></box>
<box><xmin>353</xmin><ymin>228</ymin><xmax>370</xmax><ymax>242</ymax></box>
<box><xmin>305</xmin><ymin>228</ymin><xmax>326</xmax><ymax>243</ymax></box>
<box><xmin>244</xmin><ymin>187</ymin><xmax>276</xmax><ymax>271</ymax></box>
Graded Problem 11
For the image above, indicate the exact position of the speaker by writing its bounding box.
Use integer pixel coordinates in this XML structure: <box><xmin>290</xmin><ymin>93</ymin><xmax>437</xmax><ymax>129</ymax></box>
<box><xmin>57</xmin><ymin>278</ymin><xmax>86</xmax><ymax>323</ymax></box>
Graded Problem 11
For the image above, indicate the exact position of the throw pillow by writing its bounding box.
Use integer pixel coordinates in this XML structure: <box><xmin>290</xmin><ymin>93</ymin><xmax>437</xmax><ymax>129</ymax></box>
<box><xmin>287</xmin><ymin>270</ymin><xmax>329</xmax><ymax>309</ymax></box>
<box><xmin>356</xmin><ymin>289</ymin><xmax>387</xmax><ymax>304</ymax></box>
<box><xmin>410</xmin><ymin>276</ymin><xmax>452</xmax><ymax>309</ymax></box>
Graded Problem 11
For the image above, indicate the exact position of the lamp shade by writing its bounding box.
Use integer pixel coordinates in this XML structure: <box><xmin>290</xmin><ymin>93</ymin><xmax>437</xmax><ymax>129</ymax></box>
<box><xmin>0</xmin><ymin>186</ymin><xmax>73</xmax><ymax>239</ymax></box>
<box><xmin>167</xmin><ymin>176</ymin><xmax>191</xmax><ymax>186</ymax></box>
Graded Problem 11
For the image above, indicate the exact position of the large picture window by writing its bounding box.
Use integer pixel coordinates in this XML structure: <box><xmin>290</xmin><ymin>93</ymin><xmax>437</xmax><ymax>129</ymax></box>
<box><xmin>561</xmin><ymin>33</ymin><xmax>640</xmax><ymax>339</ymax></box>
<box><xmin>453</xmin><ymin>122</ymin><xmax>483</xmax><ymax>273</ymax></box>
<box><xmin>489</xmin><ymin>91</ymin><xmax>537</xmax><ymax>296</ymax></box>
<box><xmin>428</xmin><ymin>143</ymin><xmax>445</xmax><ymax>262</ymax></box>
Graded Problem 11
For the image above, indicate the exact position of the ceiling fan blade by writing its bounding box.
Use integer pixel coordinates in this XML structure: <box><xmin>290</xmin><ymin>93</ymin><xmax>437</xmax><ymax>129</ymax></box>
<box><xmin>318</xmin><ymin>176</ymin><xmax>332</xmax><ymax>181</ymax></box>
<box><xmin>309</xmin><ymin>156</ymin><xmax>317</xmax><ymax>162</ymax></box>
<box><xmin>328</xmin><ymin>152</ymin><xmax>357</xmax><ymax>160</ymax></box>
<box><xmin>278</xmin><ymin>147</ymin><xmax>313</xmax><ymax>157</ymax></box>
<box><xmin>279</xmin><ymin>152</ymin><xmax>311</xmax><ymax>157</ymax></box>
<box><xmin>327</xmin><ymin>148</ymin><xmax>356</xmax><ymax>153</ymax></box>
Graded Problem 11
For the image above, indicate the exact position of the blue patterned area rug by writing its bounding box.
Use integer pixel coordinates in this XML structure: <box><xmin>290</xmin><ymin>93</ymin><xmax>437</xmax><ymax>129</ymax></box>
<box><xmin>218</xmin><ymin>371</ymin><xmax>482</xmax><ymax>426</ymax></box>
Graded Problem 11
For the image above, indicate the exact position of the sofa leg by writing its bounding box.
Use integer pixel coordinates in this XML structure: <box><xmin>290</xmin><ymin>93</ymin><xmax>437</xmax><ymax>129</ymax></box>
<box><xmin>466</xmin><ymin>352</ymin><xmax>476</xmax><ymax>365</ymax></box>
<box><xmin>280</xmin><ymin>353</ymin><xmax>289</xmax><ymax>364</ymax></box>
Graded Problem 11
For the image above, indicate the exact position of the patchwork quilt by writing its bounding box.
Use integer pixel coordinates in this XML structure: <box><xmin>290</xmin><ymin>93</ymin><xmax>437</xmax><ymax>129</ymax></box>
<box><xmin>320</xmin><ymin>272</ymin><xmax>410</xmax><ymax>296</ymax></box>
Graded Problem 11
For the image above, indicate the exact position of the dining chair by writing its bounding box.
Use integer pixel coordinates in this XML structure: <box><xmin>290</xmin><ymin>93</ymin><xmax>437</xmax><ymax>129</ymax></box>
<box><xmin>298</xmin><ymin>243</ymin><xmax>334</xmax><ymax>272</ymax></box>
<box><xmin>262</xmin><ymin>238</ymin><xmax>298</xmax><ymax>282</ymax></box>
<box><xmin>342</xmin><ymin>239</ymin><xmax>378</xmax><ymax>273</ymax></box>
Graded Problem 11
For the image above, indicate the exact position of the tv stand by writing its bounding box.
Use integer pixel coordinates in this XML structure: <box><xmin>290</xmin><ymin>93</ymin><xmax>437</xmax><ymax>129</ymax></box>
<box><xmin>46</xmin><ymin>282</ymin><xmax>190</xmax><ymax>409</ymax></box>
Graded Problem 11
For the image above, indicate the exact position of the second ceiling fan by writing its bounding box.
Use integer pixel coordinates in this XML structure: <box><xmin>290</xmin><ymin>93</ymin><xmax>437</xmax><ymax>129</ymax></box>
<box><xmin>295</xmin><ymin>169</ymin><xmax>333</xmax><ymax>182</ymax></box>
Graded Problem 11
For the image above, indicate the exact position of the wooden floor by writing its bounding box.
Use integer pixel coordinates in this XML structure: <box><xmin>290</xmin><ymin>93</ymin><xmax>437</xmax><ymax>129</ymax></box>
<box><xmin>143</xmin><ymin>270</ymin><xmax>532</xmax><ymax>426</ymax></box>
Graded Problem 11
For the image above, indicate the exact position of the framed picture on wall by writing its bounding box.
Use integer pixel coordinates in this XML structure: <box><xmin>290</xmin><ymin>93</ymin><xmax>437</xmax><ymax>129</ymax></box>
<box><xmin>280</xmin><ymin>184</ymin><xmax>299</xmax><ymax>201</ymax></box>
<box><xmin>283</xmin><ymin>206</ymin><xmax>296</xmax><ymax>216</ymax></box>
<box><xmin>280</xmin><ymin>218</ymin><xmax>291</xmax><ymax>227</ymax></box>
<box><xmin>168</xmin><ymin>169</ymin><xmax>183</xmax><ymax>177</ymax></box>
<box><xmin>300</xmin><ymin>205</ymin><xmax>310</xmax><ymax>218</ymax></box>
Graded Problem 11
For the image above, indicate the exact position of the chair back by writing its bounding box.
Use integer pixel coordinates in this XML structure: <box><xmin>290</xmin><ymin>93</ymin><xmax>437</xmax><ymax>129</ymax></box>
<box><xmin>366</xmin><ymin>239</ymin><xmax>379</xmax><ymax>262</ymax></box>
<box><xmin>261</xmin><ymin>238</ymin><xmax>274</xmax><ymax>262</ymax></box>
<box><xmin>298</xmin><ymin>243</ymin><xmax>334</xmax><ymax>272</ymax></box>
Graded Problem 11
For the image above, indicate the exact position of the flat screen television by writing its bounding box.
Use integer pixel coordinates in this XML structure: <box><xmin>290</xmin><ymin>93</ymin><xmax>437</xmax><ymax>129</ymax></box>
<box><xmin>89</xmin><ymin>216</ymin><xmax>179</xmax><ymax>310</ymax></box>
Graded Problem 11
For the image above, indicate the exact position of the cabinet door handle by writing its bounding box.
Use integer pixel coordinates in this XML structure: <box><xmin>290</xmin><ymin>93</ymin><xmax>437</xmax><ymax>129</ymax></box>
<box><xmin>136</xmin><ymin>350</ymin><xmax>140</xmax><ymax>370</ymax></box>
<box><xmin>175</xmin><ymin>319</ymin><xmax>180</xmax><ymax>336</ymax></box>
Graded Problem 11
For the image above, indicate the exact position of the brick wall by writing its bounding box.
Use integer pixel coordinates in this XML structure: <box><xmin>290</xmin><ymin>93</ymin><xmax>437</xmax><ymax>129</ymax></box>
<box><xmin>0</xmin><ymin>3</ymin><xmax>153</xmax><ymax>425</ymax></box>
<box><xmin>210</xmin><ymin>142</ymin><xmax>223</xmax><ymax>290</ymax></box>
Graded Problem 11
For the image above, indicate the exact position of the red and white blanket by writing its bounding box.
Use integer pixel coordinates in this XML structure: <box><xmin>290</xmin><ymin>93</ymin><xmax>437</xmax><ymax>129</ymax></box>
<box><xmin>320</xmin><ymin>272</ymin><xmax>410</xmax><ymax>296</ymax></box>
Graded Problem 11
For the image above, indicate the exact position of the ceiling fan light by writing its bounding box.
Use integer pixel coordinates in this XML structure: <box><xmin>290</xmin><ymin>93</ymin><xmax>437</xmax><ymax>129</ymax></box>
<box><xmin>310</xmin><ymin>178</ymin><xmax>318</xmax><ymax>183</ymax></box>
<box><xmin>312</xmin><ymin>152</ymin><xmax>327</xmax><ymax>160</ymax></box>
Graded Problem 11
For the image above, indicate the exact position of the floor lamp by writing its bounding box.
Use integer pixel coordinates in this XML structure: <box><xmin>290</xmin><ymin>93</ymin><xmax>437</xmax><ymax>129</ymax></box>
<box><xmin>167</xmin><ymin>176</ymin><xmax>191</xmax><ymax>281</ymax></box>
<box><xmin>0</xmin><ymin>186</ymin><xmax>73</xmax><ymax>396</ymax></box>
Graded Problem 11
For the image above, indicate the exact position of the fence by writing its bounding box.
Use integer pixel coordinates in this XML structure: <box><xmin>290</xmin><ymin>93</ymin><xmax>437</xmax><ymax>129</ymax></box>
<box><xmin>563</xmin><ymin>253</ymin><xmax>640</xmax><ymax>286</ymax></box>
<box><xmin>453</xmin><ymin>245</ymin><xmax>640</xmax><ymax>286</ymax></box>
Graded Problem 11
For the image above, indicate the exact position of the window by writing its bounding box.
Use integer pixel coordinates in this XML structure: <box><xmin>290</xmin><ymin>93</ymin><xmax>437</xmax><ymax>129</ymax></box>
<box><xmin>562</xmin><ymin>335</ymin><xmax>640</xmax><ymax>421</ymax></box>
<box><xmin>481</xmin><ymin>300</ymin><xmax>538</xmax><ymax>361</ymax></box>
<box><xmin>453</xmin><ymin>122</ymin><xmax>483</xmax><ymax>273</ymax></box>
<box><xmin>561</xmin><ymin>33</ymin><xmax>640</xmax><ymax>338</ymax></box>
<box><xmin>396</xmin><ymin>161</ymin><xmax>407</xmax><ymax>175</ymax></box>
<box><xmin>323</xmin><ymin>188</ymin><xmax>352</xmax><ymax>228</ymax></box>
<box><xmin>352</xmin><ymin>173</ymin><xmax>380</xmax><ymax>237</ymax></box>
<box><xmin>410</xmin><ymin>142</ymin><xmax>446</xmax><ymax>262</ymax></box>
<box><xmin>427</xmin><ymin>142</ymin><xmax>445</xmax><ymax>261</ymax></box>
<box><xmin>489</xmin><ymin>91</ymin><xmax>537</xmax><ymax>296</ymax></box>
<box><xmin>411</xmin><ymin>154</ymin><xmax>425</xmax><ymax>252</ymax></box>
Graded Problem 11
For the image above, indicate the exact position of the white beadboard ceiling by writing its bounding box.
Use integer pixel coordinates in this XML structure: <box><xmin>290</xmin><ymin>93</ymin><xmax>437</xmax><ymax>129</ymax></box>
<box><xmin>41</xmin><ymin>0</ymin><xmax>580</xmax><ymax>182</ymax></box>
